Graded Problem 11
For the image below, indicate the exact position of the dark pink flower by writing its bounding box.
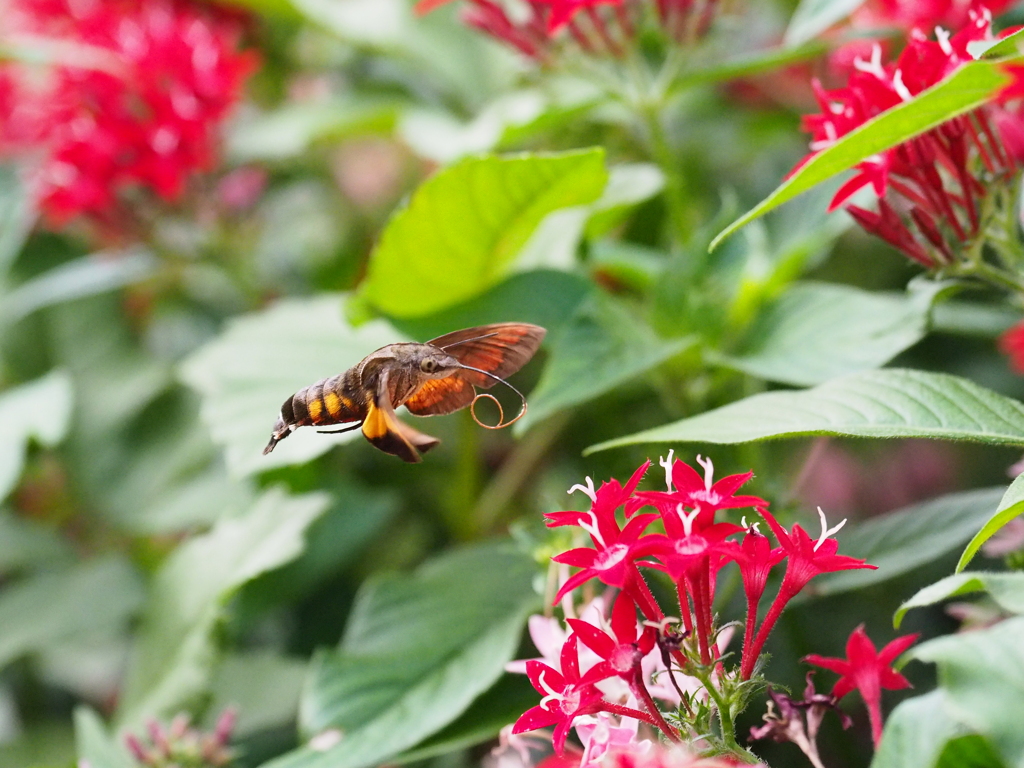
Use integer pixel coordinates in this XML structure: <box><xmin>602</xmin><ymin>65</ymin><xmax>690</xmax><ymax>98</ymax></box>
<box><xmin>804</xmin><ymin>625</ymin><xmax>919</xmax><ymax>747</ymax></box>
<box><xmin>741</xmin><ymin>507</ymin><xmax>875</xmax><ymax>679</ymax></box>
<box><xmin>726</xmin><ymin>529</ymin><xmax>785</xmax><ymax>680</ymax></box>
<box><xmin>999</xmin><ymin>320</ymin><xmax>1024</xmax><ymax>374</ymax></box>
<box><xmin>568</xmin><ymin>594</ymin><xmax>655</xmax><ymax>683</ymax></box>
<box><xmin>514</xmin><ymin>635</ymin><xmax>609</xmax><ymax>754</ymax></box>
<box><xmin>546</xmin><ymin>461</ymin><xmax>651</xmax><ymax>547</ymax></box>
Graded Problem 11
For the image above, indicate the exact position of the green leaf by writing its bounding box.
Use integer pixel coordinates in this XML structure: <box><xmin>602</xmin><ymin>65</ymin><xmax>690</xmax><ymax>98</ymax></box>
<box><xmin>936</xmin><ymin>736</ymin><xmax>1008</xmax><ymax>768</ymax></box>
<box><xmin>587</xmin><ymin>369</ymin><xmax>1024</xmax><ymax>454</ymax></box>
<box><xmin>979</xmin><ymin>27</ymin><xmax>1024</xmax><ymax>59</ymax></box>
<box><xmin>674</xmin><ymin>40</ymin><xmax>829</xmax><ymax>89</ymax></box>
<box><xmin>116</xmin><ymin>488</ymin><xmax>330</xmax><ymax>728</ymax></box>
<box><xmin>895</xmin><ymin>572</ymin><xmax>1024</xmax><ymax>628</ymax></box>
<box><xmin>785</xmin><ymin>0</ymin><xmax>865</xmax><ymax>46</ymax></box>
<box><xmin>0</xmin><ymin>249</ymin><xmax>158</xmax><ymax>325</ymax></box>
<box><xmin>0</xmin><ymin>510</ymin><xmax>73</xmax><ymax>572</ymax></box>
<box><xmin>206</xmin><ymin>651</ymin><xmax>308</xmax><ymax>736</ymax></box>
<box><xmin>227</xmin><ymin>99</ymin><xmax>400</xmax><ymax>163</ymax></box>
<box><xmin>0</xmin><ymin>557</ymin><xmax>143</xmax><ymax>671</ymax></box>
<box><xmin>718</xmin><ymin>282</ymin><xmax>933</xmax><ymax>386</ymax></box>
<box><xmin>74</xmin><ymin>708</ymin><xmax>132</xmax><ymax>768</ymax></box>
<box><xmin>812</xmin><ymin>487</ymin><xmax>1006</xmax><ymax>597</ymax></box>
<box><xmin>359</xmin><ymin>149</ymin><xmax>608</xmax><ymax>318</ymax></box>
<box><xmin>0</xmin><ymin>165</ymin><xmax>34</xmax><ymax>277</ymax></box>
<box><xmin>931</xmin><ymin>302</ymin><xmax>1020</xmax><ymax>337</ymax></box>
<box><xmin>0</xmin><ymin>371</ymin><xmax>73</xmax><ymax>503</ymax></box>
<box><xmin>957</xmin><ymin>473</ymin><xmax>1024</xmax><ymax>572</ymax></box>
<box><xmin>872</xmin><ymin>690</ymin><xmax>966</xmax><ymax>768</ymax></box>
<box><xmin>910</xmin><ymin>616</ymin><xmax>1024</xmax><ymax>768</ymax></box>
<box><xmin>518</xmin><ymin>295</ymin><xmax>693</xmax><ymax>432</ymax></box>
<box><xmin>260</xmin><ymin>543</ymin><xmax>538</xmax><ymax>768</ymax></box>
<box><xmin>180</xmin><ymin>295</ymin><xmax>403</xmax><ymax>476</ymax></box>
<box><xmin>710</xmin><ymin>56</ymin><xmax>1016</xmax><ymax>251</ymax></box>
<box><xmin>390</xmin><ymin>269</ymin><xmax>591</xmax><ymax>343</ymax></box>
<box><xmin>393</xmin><ymin>674</ymin><xmax>537</xmax><ymax>763</ymax></box>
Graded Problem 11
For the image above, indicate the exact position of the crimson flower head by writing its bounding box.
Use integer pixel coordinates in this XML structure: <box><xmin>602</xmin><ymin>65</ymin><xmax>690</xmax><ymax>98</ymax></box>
<box><xmin>740</xmin><ymin>507</ymin><xmax>875</xmax><ymax>679</ymax></box>
<box><xmin>513</xmin><ymin>634</ymin><xmax>608</xmax><ymax>754</ymax></box>
<box><xmin>804</xmin><ymin>625</ymin><xmax>919</xmax><ymax>747</ymax></box>
<box><xmin>635</xmin><ymin>452</ymin><xmax>766</xmax><ymax>533</ymax></box>
<box><xmin>0</xmin><ymin>0</ymin><xmax>257</xmax><ymax>226</ymax></box>
<box><xmin>567</xmin><ymin>593</ymin><xmax>654</xmax><ymax>682</ymax></box>
<box><xmin>797</xmin><ymin>10</ymin><xmax>1024</xmax><ymax>269</ymax></box>
<box><xmin>545</xmin><ymin>461</ymin><xmax>650</xmax><ymax>545</ymax></box>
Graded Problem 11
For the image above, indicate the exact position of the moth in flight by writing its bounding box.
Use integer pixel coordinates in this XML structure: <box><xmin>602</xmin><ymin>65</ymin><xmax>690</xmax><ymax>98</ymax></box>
<box><xmin>263</xmin><ymin>323</ymin><xmax>546</xmax><ymax>463</ymax></box>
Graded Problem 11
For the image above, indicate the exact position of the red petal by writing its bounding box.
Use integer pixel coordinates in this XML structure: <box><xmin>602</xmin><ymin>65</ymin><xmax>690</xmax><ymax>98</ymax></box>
<box><xmin>610</xmin><ymin>592</ymin><xmax>639</xmax><ymax>644</ymax></box>
<box><xmin>567</xmin><ymin>619</ymin><xmax>616</xmax><ymax>659</ymax></box>
<box><xmin>513</xmin><ymin>704</ymin><xmax>561</xmax><ymax>735</ymax></box>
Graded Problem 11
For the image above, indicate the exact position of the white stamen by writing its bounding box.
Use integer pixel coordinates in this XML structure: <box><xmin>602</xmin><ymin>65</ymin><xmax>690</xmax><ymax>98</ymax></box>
<box><xmin>577</xmin><ymin>510</ymin><xmax>606</xmax><ymax>549</ymax></box>
<box><xmin>537</xmin><ymin>669</ymin><xmax>562</xmax><ymax>705</ymax></box>
<box><xmin>568</xmin><ymin>477</ymin><xmax>597</xmax><ymax>503</ymax></box>
<box><xmin>659</xmin><ymin>450</ymin><xmax>675</xmax><ymax>492</ymax></box>
<box><xmin>740</xmin><ymin>516</ymin><xmax>761</xmax><ymax>533</ymax></box>
<box><xmin>893</xmin><ymin>70</ymin><xmax>913</xmax><ymax>102</ymax></box>
<box><xmin>695</xmin><ymin>455</ymin><xmax>715</xmax><ymax>492</ymax></box>
<box><xmin>935</xmin><ymin>26</ymin><xmax>953</xmax><ymax>56</ymax></box>
<box><xmin>814</xmin><ymin>506</ymin><xmax>847</xmax><ymax>551</ymax></box>
<box><xmin>853</xmin><ymin>44</ymin><xmax>885</xmax><ymax>79</ymax></box>
<box><xmin>678</xmin><ymin>503</ymin><xmax>701</xmax><ymax>537</ymax></box>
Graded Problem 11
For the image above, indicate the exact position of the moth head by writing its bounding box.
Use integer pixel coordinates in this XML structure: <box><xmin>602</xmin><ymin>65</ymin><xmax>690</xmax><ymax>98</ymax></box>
<box><xmin>416</xmin><ymin>350</ymin><xmax>460</xmax><ymax>378</ymax></box>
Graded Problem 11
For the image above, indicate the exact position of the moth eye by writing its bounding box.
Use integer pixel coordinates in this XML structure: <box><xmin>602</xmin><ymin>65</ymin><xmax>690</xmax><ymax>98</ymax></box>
<box><xmin>420</xmin><ymin>358</ymin><xmax>438</xmax><ymax>373</ymax></box>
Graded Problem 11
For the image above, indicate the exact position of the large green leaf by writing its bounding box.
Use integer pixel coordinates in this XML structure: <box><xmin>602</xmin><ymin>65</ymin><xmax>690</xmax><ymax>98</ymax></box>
<box><xmin>872</xmin><ymin>690</ymin><xmax>967</xmax><ymax>768</ymax></box>
<box><xmin>0</xmin><ymin>371</ymin><xmax>73</xmax><ymax>503</ymax></box>
<box><xmin>587</xmin><ymin>369</ymin><xmax>1024</xmax><ymax>453</ymax></box>
<box><xmin>260</xmin><ymin>543</ymin><xmax>538</xmax><ymax>768</ymax></box>
<box><xmin>811</xmin><ymin>487</ymin><xmax>1006</xmax><ymax>597</ymax></box>
<box><xmin>957</xmin><ymin>473</ymin><xmax>1024</xmax><ymax>572</ymax></box>
<box><xmin>0</xmin><ymin>557</ymin><xmax>143</xmax><ymax>671</ymax></box>
<box><xmin>0</xmin><ymin>509</ymin><xmax>73</xmax><ymax>572</ymax></box>
<box><xmin>710</xmin><ymin>56</ymin><xmax>1017</xmax><ymax>251</ymax></box>
<box><xmin>895</xmin><ymin>572</ymin><xmax>1024</xmax><ymax>628</ymax></box>
<box><xmin>116</xmin><ymin>488</ymin><xmax>330</xmax><ymax>728</ymax></box>
<box><xmin>359</xmin><ymin>150</ymin><xmax>607</xmax><ymax>318</ymax></box>
<box><xmin>518</xmin><ymin>294</ymin><xmax>693</xmax><ymax>431</ymax></box>
<box><xmin>180</xmin><ymin>295</ymin><xmax>402</xmax><ymax>475</ymax></box>
<box><xmin>718</xmin><ymin>282</ymin><xmax>934</xmax><ymax>386</ymax></box>
<box><xmin>909</xmin><ymin>617</ymin><xmax>1024</xmax><ymax>768</ymax></box>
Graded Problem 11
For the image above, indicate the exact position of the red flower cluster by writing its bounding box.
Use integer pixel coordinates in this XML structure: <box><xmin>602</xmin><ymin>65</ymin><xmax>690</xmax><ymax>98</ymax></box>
<box><xmin>414</xmin><ymin>0</ymin><xmax>717</xmax><ymax>60</ymax></box>
<box><xmin>848</xmin><ymin>0</ymin><xmax>1013</xmax><ymax>40</ymax></box>
<box><xmin>0</xmin><ymin>0</ymin><xmax>257</xmax><ymax>225</ymax></box>
<box><xmin>513</xmin><ymin>454</ymin><xmax>875</xmax><ymax>753</ymax></box>
<box><xmin>798</xmin><ymin>8</ymin><xmax>1024</xmax><ymax>268</ymax></box>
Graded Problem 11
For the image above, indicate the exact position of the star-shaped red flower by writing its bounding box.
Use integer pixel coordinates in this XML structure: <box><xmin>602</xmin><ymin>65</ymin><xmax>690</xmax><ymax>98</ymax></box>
<box><xmin>804</xmin><ymin>625</ymin><xmax>919</xmax><ymax>747</ymax></box>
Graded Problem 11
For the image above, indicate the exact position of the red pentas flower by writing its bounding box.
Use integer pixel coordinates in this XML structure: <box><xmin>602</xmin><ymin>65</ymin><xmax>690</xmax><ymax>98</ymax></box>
<box><xmin>804</xmin><ymin>625</ymin><xmax>919</xmax><ymax>748</ymax></box>
<box><xmin>797</xmin><ymin>9</ymin><xmax>1024</xmax><ymax>269</ymax></box>
<box><xmin>726</xmin><ymin>529</ymin><xmax>785</xmax><ymax>679</ymax></box>
<box><xmin>0</xmin><ymin>0</ymin><xmax>257</xmax><ymax>226</ymax></box>
<box><xmin>740</xmin><ymin>507</ymin><xmax>876</xmax><ymax>679</ymax></box>
<box><xmin>999</xmin><ymin>320</ymin><xmax>1024</xmax><ymax>373</ymax></box>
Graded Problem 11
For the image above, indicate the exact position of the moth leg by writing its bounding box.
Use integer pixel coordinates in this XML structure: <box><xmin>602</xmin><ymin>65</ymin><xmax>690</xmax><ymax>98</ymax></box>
<box><xmin>317</xmin><ymin>422</ymin><xmax>364</xmax><ymax>435</ymax></box>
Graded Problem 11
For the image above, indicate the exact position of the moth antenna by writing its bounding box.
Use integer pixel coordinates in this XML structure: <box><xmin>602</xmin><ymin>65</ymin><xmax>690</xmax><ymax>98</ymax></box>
<box><xmin>455</xmin><ymin>363</ymin><xmax>528</xmax><ymax>429</ymax></box>
<box><xmin>438</xmin><ymin>331</ymin><xmax>501</xmax><ymax>351</ymax></box>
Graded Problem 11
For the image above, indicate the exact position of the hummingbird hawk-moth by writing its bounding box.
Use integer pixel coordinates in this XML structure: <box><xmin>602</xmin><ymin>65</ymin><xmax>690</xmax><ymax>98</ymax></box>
<box><xmin>263</xmin><ymin>323</ymin><xmax>546</xmax><ymax>463</ymax></box>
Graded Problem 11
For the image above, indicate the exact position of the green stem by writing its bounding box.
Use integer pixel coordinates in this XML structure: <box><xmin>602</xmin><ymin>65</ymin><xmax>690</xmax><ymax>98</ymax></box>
<box><xmin>640</xmin><ymin>101</ymin><xmax>691</xmax><ymax>248</ymax></box>
<box><xmin>693</xmin><ymin>666</ymin><xmax>740</xmax><ymax>753</ymax></box>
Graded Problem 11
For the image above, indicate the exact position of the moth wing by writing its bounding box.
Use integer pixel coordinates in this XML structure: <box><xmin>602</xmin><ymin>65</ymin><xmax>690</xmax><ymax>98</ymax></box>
<box><xmin>427</xmin><ymin>323</ymin><xmax>546</xmax><ymax>388</ymax></box>
<box><xmin>362</xmin><ymin>370</ymin><xmax>440</xmax><ymax>462</ymax></box>
<box><xmin>404</xmin><ymin>376</ymin><xmax>476</xmax><ymax>416</ymax></box>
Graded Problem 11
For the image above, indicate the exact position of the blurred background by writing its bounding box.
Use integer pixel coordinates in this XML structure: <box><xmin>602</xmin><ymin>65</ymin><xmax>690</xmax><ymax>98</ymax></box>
<box><xmin>0</xmin><ymin>0</ymin><xmax>1022</xmax><ymax>766</ymax></box>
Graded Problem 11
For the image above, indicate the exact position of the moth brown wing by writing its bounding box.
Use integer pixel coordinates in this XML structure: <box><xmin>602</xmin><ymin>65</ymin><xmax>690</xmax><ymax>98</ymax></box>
<box><xmin>361</xmin><ymin>370</ymin><xmax>440</xmax><ymax>462</ymax></box>
<box><xmin>404</xmin><ymin>376</ymin><xmax>475</xmax><ymax>416</ymax></box>
<box><xmin>428</xmin><ymin>323</ymin><xmax>546</xmax><ymax>388</ymax></box>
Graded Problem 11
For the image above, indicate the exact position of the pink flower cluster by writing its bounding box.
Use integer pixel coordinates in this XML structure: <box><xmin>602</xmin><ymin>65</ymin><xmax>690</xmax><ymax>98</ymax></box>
<box><xmin>414</xmin><ymin>0</ymin><xmax>716</xmax><ymax>60</ymax></box>
<box><xmin>510</xmin><ymin>453</ymin><xmax>874</xmax><ymax>756</ymax></box>
<box><xmin>798</xmin><ymin>7</ymin><xmax>1024</xmax><ymax>268</ymax></box>
<box><xmin>0</xmin><ymin>0</ymin><xmax>257</xmax><ymax>225</ymax></box>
